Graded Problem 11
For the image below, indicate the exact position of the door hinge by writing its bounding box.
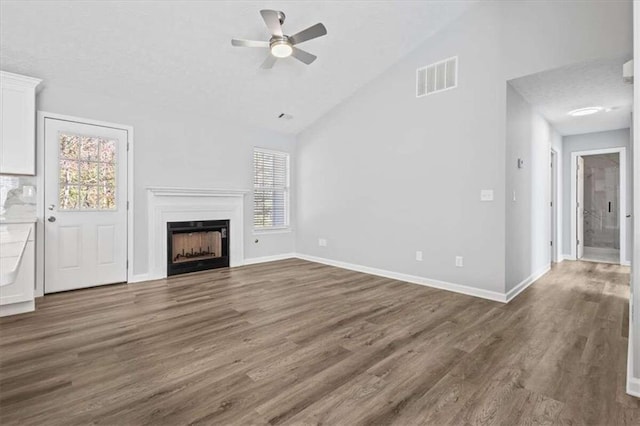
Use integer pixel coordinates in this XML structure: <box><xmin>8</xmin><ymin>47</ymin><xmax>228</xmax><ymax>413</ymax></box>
<box><xmin>577</xmin><ymin>239</ymin><xmax>580</xmax><ymax>245</ymax></box>
<box><xmin>127</xmin><ymin>142</ymin><xmax>130</xmax><ymax>152</ymax></box>
<box><xmin>127</xmin><ymin>201</ymin><xmax>129</xmax><ymax>210</ymax></box>
<box><xmin>550</xmin><ymin>241</ymin><xmax>553</xmax><ymax>246</ymax></box>
<box><xmin>550</xmin><ymin>201</ymin><xmax>553</xmax><ymax>207</ymax></box>
<box><xmin>126</xmin><ymin>260</ymin><xmax>129</xmax><ymax>269</ymax></box>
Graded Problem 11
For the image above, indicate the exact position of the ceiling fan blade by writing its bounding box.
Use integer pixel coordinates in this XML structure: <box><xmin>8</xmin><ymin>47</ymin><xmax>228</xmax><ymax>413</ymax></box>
<box><xmin>231</xmin><ymin>39</ymin><xmax>269</xmax><ymax>48</ymax></box>
<box><xmin>260</xmin><ymin>10</ymin><xmax>283</xmax><ymax>37</ymax></box>
<box><xmin>289</xmin><ymin>23</ymin><xmax>327</xmax><ymax>45</ymax></box>
<box><xmin>261</xmin><ymin>54</ymin><xmax>278</xmax><ymax>69</ymax></box>
<box><xmin>291</xmin><ymin>47</ymin><xmax>317</xmax><ymax>65</ymax></box>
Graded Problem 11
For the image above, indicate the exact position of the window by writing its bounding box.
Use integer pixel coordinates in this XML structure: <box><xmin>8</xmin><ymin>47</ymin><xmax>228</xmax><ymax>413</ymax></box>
<box><xmin>253</xmin><ymin>148</ymin><xmax>289</xmax><ymax>230</ymax></box>
<box><xmin>58</xmin><ymin>133</ymin><xmax>117</xmax><ymax>210</ymax></box>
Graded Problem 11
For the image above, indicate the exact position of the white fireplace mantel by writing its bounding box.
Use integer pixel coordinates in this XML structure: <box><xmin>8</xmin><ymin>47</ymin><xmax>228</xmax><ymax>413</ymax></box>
<box><xmin>146</xmin><ymin>187</ymin><xmax>249</xmax><ymax>280</ymax></box>
<box><xmin>147</xmin><ymin>187</ymin><xmax>249</xmax><ymax>198</ymax></box>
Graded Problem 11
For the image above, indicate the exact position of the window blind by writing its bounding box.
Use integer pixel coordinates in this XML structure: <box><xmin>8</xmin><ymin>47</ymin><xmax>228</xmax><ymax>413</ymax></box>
<box><xmin>253</xmin><ymin>148</ymin><xmax>289</xmax><ymax>229</ymax></box>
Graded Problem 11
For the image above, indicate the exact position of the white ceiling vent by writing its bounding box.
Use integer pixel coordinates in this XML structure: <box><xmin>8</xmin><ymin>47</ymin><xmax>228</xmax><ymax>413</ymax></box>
<box><xmin>416</xmin><ymin>56</ymin><xmax>457</xmax><ymax>97</ymax></box>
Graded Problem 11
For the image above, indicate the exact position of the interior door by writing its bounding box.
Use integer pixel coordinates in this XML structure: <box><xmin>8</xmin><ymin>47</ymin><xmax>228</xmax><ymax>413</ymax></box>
<box><xmin>577</xmin><ymin>156</ymin><xmax>584</xmax><ymax>259</ymax></box>
<box><xmin>44</xmin><ymin>118</ymin><xmax>128</xmax><ymax>293</ymax></box>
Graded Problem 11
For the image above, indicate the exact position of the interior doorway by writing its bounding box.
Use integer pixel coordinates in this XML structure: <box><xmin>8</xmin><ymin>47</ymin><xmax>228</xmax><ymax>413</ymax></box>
<box><xmin>571</xmin><ymin>148</ymin><xmax>626</xmax><ymax>264</ymax></box>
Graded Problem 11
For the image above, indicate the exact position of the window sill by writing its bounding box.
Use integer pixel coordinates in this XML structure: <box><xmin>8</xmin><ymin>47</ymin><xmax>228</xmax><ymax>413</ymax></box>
<box><xmin>253</xmin><ymin>227</ymin><xmax>292</xmax><ymax>235</ymax></box>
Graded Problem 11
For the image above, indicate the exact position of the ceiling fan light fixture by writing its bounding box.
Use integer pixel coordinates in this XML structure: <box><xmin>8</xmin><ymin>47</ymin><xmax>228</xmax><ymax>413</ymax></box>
<box><xmin>568</xmin><ymin>106</ymin><xmax>604</xmax><ymax>117</ymax></box>
<box><xmin>270</xmin><ymin>41</ymin><xmax>293</xmax><ymax>58</ymax></box>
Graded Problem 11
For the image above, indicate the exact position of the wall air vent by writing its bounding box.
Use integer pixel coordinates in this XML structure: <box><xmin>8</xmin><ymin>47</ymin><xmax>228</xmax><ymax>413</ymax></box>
<box><xmin>416</xmin><ymin>56</ymin><xmax>457</xmax><ymax>97</ymax></box>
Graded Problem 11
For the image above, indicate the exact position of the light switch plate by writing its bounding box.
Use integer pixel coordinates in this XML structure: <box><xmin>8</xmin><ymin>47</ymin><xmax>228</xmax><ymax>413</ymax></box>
<box><xmin>480</xmin><ymin>189</ymin><xmax>494</xmax><ymax>201</ymax></box>
<box><xmin>416</xmin><ymin>251</ymin><xmax>423</xmax><ymax>261</ymax></box>
<box><xmin>318</xmin><ymin>238</ymin><xmax>327</xmax><ymax>247</ymax></box>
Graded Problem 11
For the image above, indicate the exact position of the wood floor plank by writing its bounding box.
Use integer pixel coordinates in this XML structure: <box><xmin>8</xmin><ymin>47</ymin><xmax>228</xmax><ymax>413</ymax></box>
<box><xmin>0</xmin><ymin>259</ymin><xmax>637</xmax><ymax>425</ymax></box>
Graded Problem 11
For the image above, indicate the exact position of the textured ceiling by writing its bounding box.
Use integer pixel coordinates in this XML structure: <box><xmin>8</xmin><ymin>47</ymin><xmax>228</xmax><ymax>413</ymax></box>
<box><xmin>0</xmin><ymin>0</ymin><xmax>475</xmax><ymax>134</ymax></box>
<box><xmin>509</xmin><ymin>57</ymin><xmax>633</xmax><ymax>136</ymax></box>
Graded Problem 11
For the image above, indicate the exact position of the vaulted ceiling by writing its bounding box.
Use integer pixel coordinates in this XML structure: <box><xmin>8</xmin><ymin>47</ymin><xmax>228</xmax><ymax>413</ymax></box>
<box><xmin>1</xmin><ymin>1</ymin><xmax>475</xmax><ymax>134</ymax></box>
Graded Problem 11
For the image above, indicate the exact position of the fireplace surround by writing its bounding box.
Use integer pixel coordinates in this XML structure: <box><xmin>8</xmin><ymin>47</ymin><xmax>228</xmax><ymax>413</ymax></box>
<box><xmin>146</xmin><ymin>187</ymin><xmax>248</xmax><ymax>280</ymax></box>
<box><xmin>167</xmin><ymin>220</ymin><xmax>229</xmax><ymax>276</ymax></box>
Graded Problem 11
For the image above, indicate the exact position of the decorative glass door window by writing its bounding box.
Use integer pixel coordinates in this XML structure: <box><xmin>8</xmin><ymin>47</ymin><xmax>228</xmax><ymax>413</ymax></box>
<box><xmin>58</xmin><ymin>133</ymin><xmax>117</xmax><ymax>210</ymax></box>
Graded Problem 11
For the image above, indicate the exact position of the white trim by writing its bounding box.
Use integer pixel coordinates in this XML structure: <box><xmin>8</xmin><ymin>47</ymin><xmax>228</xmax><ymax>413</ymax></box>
<box><xmin>628</xmin><ymin>377</ymin><xmax>640</xmax><ymax>398</ymax></box>
<box><xmin>147</xmin><ymin>187</ymin><xmax>249</xmax><ymax>198</ymax></box>
<box><xmin>253</xmin><ymin>227</ymin><xmax>292</xmax><ymax>235</ymax></box>
<box><xmin>628</xmin><ymin>296</ymin><xmax>639</xmax><ymax>397</ymax></box>
<box><xmin>294</xmin><ymin>253</ymin><xmax>509</xmax><ymax>303</ymax></box>
<box><xmin>0</xmin><ymin>71</ymin><xmax>41</xmax><ymax>89</ymax></box>
<box><xmin>243</xmin><ymin>253</ymin><xmax>295</xmax><ymax>265</ymax></box>
<box><xmin>0</xmin><ymin>300</ymin><xmax>35</xmax><ymax>317</ymax></box>
<box><xmin>128</xmin><ymin>274</ymin><xmax>150</xmax><ymax>284</ymax></box>
<box><xmin>550</xmin><ymin>148</ymin><xmax>559</xmax><ymax>263</ymax></box>
<box><xmin>120</xmin><ymin>252</ymin><xmax>551</xmax><ymax>303</ymax></box>
<box><xmin>36</xmin><ymin>111</ymin><xmax>134</xmax><ymax>296</ymax></box>
<box><xmin>505</xmin><ymin>264</ymin><xmax>551</xmax><ymax>302</ymax></box>
<box><xmin>569</xmin><ymin>147</ymin><xmax>627</xmax><ymax>264</ymax></box>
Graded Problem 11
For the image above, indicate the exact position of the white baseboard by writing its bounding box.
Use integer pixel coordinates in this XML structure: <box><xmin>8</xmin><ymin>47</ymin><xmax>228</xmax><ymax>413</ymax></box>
<box><xmin>561</xmin><ymin>254</ymin><xmax>575</xmax><ymax>261</ymax></box>
<box><xmin>628</xmin><ymin>299</ymin><xmax>640</xmax><ymax>398</ymax></box>
<box><xmin>628</xmin><ymin>377</ymin><xmax>640</xmax><ymax>398</ymax></box>
<box><xmin>128</xmin><ymin>274</ymin><xmax>150</xmax><ymax>284</ymax></box>
<box><xmin>294</xmin><ymin>253</ymin><xmax>508</xmax><ymax>303</ymax></box>
<box><xmin>0</xmin><ymin>300</ymin><xmax>35</xmax><ymax>317</ymax></box>
<box><xmin>243</xmin><ymin>253</ymin><xmax>296</xmax><ymax>265</ymax></box>
<box><xmin>505</xmin><ymin>265</ymin><xmax>551</xmax><ymax>303</ymax></box>
<box><xmin>622</xmin><ymin>260</ymin><xmax>631</xmax><ymax>266</ymax></box>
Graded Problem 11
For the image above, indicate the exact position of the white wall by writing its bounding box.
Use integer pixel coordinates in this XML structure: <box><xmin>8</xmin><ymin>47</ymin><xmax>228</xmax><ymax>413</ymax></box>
<box><xmin>505</xmin><ymin>84</ymin><xmax>557</xmax><ymax>292</ymax></box>
<box><xmin>296</xmin><ymin>0</ymin><xmax>631</xmax><ymax>296</ymax></box>
<box><xmin>561</xmin><ymin>129</ymin><xmax>632</xmax><ymax>263</ymax></box>
<box><xmin>297</xmin><ymin>3</ymin><xmax>507</xmax><ymax>293</ymax></box>
<box><xmin>36</xmin><ymin>83</ymin><xmax>296</xmax><ymax>276</ymax></box>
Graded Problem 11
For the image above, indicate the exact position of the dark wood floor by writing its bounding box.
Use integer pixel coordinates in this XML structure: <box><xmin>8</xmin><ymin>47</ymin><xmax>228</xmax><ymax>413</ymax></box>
<box><xmin>0</xmin><ymin>259</ymin><xmax>638</xmax><ymax>425</ymax></box>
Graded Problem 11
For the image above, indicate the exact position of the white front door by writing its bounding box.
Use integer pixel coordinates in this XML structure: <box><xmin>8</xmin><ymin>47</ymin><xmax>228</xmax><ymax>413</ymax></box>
<box><xmin>44</xmin><ymin>118</ymin><xmax>128</xmax><ymax>293</ymax></box>
<box><xmin>576</xmin><ymin>156</ymin><xmax>585</xmax><ymax>260</ymax></box>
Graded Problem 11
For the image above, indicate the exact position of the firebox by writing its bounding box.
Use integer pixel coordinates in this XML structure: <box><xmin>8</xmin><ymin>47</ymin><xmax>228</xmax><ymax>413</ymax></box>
<box><xmin>167</xmin><ymin>220</ymin><xmax>229</xmax><ymax>276</ymax></box>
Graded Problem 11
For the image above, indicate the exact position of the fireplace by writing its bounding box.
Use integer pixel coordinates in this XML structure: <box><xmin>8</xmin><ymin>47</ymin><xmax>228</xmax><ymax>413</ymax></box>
<box><xmin>167</xmin><ymin>220</ymin><xmax>229</xmax><ymax>276</ymax></box>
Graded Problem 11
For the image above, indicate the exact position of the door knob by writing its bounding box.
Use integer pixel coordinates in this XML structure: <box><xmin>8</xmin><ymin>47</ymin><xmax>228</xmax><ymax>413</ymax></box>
<box><xmin>47</xmin><ymin>216</ymin><xmax>56</xmax><ymax>223</ymax></box>
<box><xmin>48</xmin><ymin>204</ymin><xmax>55</xmax><ymax>211</ymax></box>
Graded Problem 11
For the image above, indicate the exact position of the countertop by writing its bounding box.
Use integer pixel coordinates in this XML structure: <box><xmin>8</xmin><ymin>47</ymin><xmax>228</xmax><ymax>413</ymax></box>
<box><xmin>0</xmin><ymin>223</ymin><xmax>33</xmax><ymax>287</ymax></box>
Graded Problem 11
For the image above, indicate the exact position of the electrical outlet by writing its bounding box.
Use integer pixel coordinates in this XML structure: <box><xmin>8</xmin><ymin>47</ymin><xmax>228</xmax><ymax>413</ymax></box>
<box><xmin>416</xmin><ymin>251</ymin><xmax>423</xmax><ymax>261</ymax></box>
<box><xmin>480</xmin><ymin>189</ymin><xmax>494</xmax><ymax>202</ymax></box>
<box><xmin>318</xmin><ymin>238</ymin><xmax>327</xmax><ymax>247</ymax></box>
<box><xmin>455</xmin><ymin>256</ymin><xmax>464</xmax><ymax>267</ymax></box>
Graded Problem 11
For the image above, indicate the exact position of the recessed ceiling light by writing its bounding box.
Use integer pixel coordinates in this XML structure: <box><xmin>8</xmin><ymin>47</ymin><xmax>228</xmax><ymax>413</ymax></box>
<box><xmin>568</xmin><ymin>107</ymin><xmax>604</xmax><ymax>117</ymax></box>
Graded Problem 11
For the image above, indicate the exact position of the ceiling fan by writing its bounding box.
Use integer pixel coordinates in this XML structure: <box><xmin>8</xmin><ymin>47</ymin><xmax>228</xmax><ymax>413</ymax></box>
<box><xmin>231</xmin><ymin>10</ymin><xmax>327</xmax><ymax>69</ymax></box>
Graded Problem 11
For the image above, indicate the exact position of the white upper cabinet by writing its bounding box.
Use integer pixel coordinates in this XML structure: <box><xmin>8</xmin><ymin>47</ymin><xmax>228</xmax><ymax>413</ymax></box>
<box><xmin>0</xmin><ymin>71</ymin><xmax>42</xmax><ymax>175</ymax></box>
